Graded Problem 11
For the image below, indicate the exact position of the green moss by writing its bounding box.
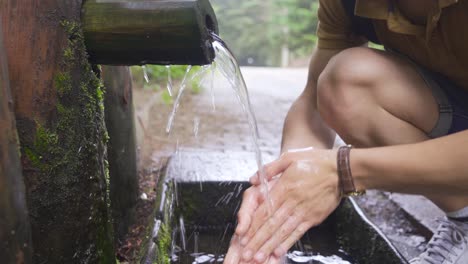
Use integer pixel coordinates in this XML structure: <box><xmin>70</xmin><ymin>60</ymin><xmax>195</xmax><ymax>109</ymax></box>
<box><xmin>103</xmin><ymin>130</ymin><xmax>110</xmax><ymax>145</ymax></box>
<box><xmin>95</xmin><ymin>213</ymin><xmax>115</xmax><ymax>264</ymax></box>
<box><xmin>155</xmin><ymin>180</ymin><xmax>175</xmax><ymax>264</ymax></box>
<box><xmin>96</xmin><ymin>82</ymin><xmax>105</xmax><ymax>112</ymax></box>
<box><xmin>24</xmin><ymin>124</ymin><xmax>60</xmax><ymax>172</ymax></box>
<box><xmin>155</xmin><ymin>222</ymin><xmax>171</xmax><ymax>264</ymax></box>
<box><xmin>54</xmin><ymin>72</ymin><xmax>72</xmax><ymax>95</ymax></box>
<box><xmin>23</xmin><ymin>18</ymin><xmax>115</xmax><ymax>263</ymax></box>
<box><xmin>60</xmin><ymin>20</ymin><xmax>81</xmax><ymax>41</ymax></box>
<box><xmin>24</xmin><ymin>147</ymin><xmax>42</xmax><ymax>169</ymax></box>
<box><xmin>63</xmin><ymin>47</ymin><xmax>74</xmax><ymax>61</ymax></box>
<box><xmin>104</xmin><ymin>159</ymin><xmax>112</xmax><ymax>211</ymax></box>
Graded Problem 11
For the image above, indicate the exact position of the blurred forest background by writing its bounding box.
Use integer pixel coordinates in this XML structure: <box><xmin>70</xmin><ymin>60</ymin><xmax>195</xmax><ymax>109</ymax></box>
<box><xmin>131</xmin><ymin>0</ymin><xmax>319</xmax><ymax>90</ymax></box>
<box><xmin>212</xmin><ymin>0</ymin><xmax>319</xmax><ymax>67</ymax></box>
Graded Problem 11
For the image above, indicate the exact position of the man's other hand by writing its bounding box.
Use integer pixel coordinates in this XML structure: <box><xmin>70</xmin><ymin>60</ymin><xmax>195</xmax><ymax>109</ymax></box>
<box><xmin>237</xmin><ymin>148</ymin><xmax>342</xmax><ymax>263</ymax></box>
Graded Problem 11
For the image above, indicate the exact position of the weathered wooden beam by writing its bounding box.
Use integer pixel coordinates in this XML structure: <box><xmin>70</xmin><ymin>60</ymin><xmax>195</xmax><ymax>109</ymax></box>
<box><xmin>0</xmin><ymin>22</ymin><xmax>33</xmax><ymax>264</ymax></box>
<box><xmin>102</xmin><ymin>66</ymin><xmax>139</xmax><ymax>242</ymax></box>
<box><xmin>82</xmin><ymin>0</ymin><xmax>219</xmax><ymax>66</ymax></box>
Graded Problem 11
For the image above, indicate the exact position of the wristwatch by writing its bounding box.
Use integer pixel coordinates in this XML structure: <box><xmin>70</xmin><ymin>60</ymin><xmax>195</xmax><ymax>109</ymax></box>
<box><xmin>337</xmin><ymin>145</ymin><xmax>366</xmax><ymax>197</ymax></box>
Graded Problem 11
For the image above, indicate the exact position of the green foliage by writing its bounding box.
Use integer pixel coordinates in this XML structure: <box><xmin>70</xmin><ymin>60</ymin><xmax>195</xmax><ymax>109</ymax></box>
<box><xmin>143</xmin><ymin>83</ymin><xmax>160</xmax><ymax>91</ymax></box>
<box><xmin>130</xmin><ymin>65</ymin><xmax>192</xmax><ymax>88</ymax></box>
<box><xmin>161</xmin><ymin>90</ymin><xmax>173</xmax><ymax>105</ymax></box>
<box><xmin>190</xmin><ymin>80</ymin><xmax>202</xmax><ymax>94</ymax></box>
<box><xmin>212</xmin><ymin>0</ymin><xmax>273</xmax><ymax>66</ymax></box>
<box><xmin>131</xmin><ymin>65</ymin><xmax>205</xmax><ymax>106</ymax></box>
<box><xmin>270</xmin><ymin>0</ymin><xmax>319</xmax><ymax>58</ymax></box>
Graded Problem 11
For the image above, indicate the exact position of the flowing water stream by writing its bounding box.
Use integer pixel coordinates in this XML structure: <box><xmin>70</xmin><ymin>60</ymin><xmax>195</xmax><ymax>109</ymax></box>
<box><xmin>146</xmin><ymin>34</ymin><xmax>354</xmax><ymax>264</ymax></box>
<box><xmin>210</xmin><ymin>34</ymin><xmax>272</xmax><ymax>213</ymax></box>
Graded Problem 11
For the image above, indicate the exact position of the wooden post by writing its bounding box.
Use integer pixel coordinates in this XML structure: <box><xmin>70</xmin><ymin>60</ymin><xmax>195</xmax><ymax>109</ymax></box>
<box><xmin>102</xmin><ymin>66</ymin><xmax>139</xmax><ymax>242</ymax></box>
<box><xmin>0</xmin><ymin>22</ymin><xmax>33</xmax><ymax>264</ymax></box>
<box><xmin>0</xmin><ymin>1</ymin><xmax>115</xmax><ymax>262</ymax></box>
<box><xmin>82</xmin><ymin>0</ymin><xmax>219</xmax><ymax>65</ymax></box>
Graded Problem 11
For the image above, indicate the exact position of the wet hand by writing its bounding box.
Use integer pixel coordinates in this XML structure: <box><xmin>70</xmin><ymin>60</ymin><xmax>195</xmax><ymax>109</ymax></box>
<box><xmin>240</xmin><ymin>148</ymin><xmax>341</xmax><ymax>263</ymax></box>
<box><xmin>224</xmin><ymin>235</ymin><xmax>243</xmax><ymax>264</ymax></box>
<box><xmin>225</xmin><ymin>181</ymin><xmax>278</xmax><ymax>264</ymax></box>
<box><xmin>224</xmin><ymin>234</ymin><xmax>281</xmax><ymax>264</ymax></box>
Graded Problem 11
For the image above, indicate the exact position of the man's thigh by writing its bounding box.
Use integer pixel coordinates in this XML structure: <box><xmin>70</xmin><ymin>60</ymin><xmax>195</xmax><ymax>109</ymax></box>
<box><xmin>319</xmin><ymin>47</ymin><xmax>440</xmax><ymax>137</ymax></box>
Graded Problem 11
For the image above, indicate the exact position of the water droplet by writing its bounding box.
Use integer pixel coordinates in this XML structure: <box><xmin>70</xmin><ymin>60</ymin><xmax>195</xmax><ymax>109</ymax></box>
<box><xmin>193</xmin><ymin>117</ymin><xmax>200</xmax><ymax>138</ymax></box>
<box><xmin>194</xmin><ymin>231</ymin><xmax>199</xmax><ymax>254</ymax></box>
<box><xmin>179</xmin><ymin>216</ymin><xmax>186</xmax><ymax>251</ymax></box>
<box><xmin>195</xmin><ymin>255</ymin><xmax>212</xmax><ymax>263</ymax></box>
<box><xmin>166</xmin><ymin>65</ymin><xmax>173</xmax><ymax>97</ymax></box>
<box><xmin>210</xmin><ymin>63</ymin><xmax>216</xmax><ymax>112</ymax></box>
<box><xmin>166</xmin><ymin>66</ymin><xmax>192</xmax><ymax>134</ymax></box>
<box><xmin>142</xmin><ymin>65</ymin><xmax>150</xmax><ymax>83</ymax></box>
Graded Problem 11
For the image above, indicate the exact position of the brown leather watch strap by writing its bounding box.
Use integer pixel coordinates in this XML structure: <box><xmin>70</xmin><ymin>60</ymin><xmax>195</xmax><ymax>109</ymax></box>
<box><xmin>337</xmin><ymin>145</ymin><xmax>365</xmax><ymax>197</ymax></box>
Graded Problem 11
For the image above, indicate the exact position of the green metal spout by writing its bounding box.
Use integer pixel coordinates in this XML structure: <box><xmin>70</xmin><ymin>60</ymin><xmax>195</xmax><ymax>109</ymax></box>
<box><xmin>82</xmin><ymin>0</ymin><xmax>219</xmax><ymax>66</ymax></box>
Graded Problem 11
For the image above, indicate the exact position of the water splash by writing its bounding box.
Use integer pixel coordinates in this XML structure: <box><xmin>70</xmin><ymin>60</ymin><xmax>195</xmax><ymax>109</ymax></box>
<box><xmin>193</xmin><ymin>117</ymin><xmax>200</xmax><ymax>138</ymax></box>
<box><xmin>193</xmin><ymin>231</ymin><xmax>199</xmax><ymax>254</ymax></box>
<box><xmin>211</xmin><ymin>34</ymin><xmax>271</xmax><ymax>212</ymax></box>
<box><xmin>166</xmin><ymin>65</ymin><xmax>173</xmax><ymax>97</ymax></box>
<box><xmin>220</xmin><ymin>224</ymin><xmax>231</xmax><ymax>243</ymax></box>
<box><xmin>210</xmin><ymin>63</ymin><xmax>216</xmax><ymax>112</ymax></box>
<box><xmin>166</xmin><ymin>66</ymin><xmax>192</xmax><ymax>134</ymax></box>
<box><xmin>179</xmin><ymin>216</ymin><xmax>187</xmax><ymax>251</ymax></box>
<box><xmin>286</xmin><ymin>251</ymin><xmax>351</xmax><ymax>264</ymax></box>
<box><xmin>142</xmin><ymin>65</ymin><xmax>150</xmax><ymax>83</ymax></box>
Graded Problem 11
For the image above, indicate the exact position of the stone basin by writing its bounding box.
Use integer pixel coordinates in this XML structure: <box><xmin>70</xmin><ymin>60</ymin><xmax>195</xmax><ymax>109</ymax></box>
<box><xmin>142</xmin><ymin>149</ymin><xmax>408</xmax><ymax>264</ymax></box>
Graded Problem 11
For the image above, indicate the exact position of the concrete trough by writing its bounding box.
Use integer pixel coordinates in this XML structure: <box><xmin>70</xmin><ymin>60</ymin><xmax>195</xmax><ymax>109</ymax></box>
<box><xmin>142</xmin><ymin>149</ymin><xmax>408</xmax><ymax>264</ymax></box>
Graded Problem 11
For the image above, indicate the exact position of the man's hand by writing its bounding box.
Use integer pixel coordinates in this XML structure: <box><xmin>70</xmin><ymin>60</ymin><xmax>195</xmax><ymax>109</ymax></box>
<box><xmin>224</xmin><ymin>234</ymin><xmax>282</xmax><ymax>264</ymax></box>
<box><xmin>225</xmin><ymin>180</ymin><xmax>279</xmax><ymax>264</ymax></box>
<box><xmin>235</xmin><ymin>148</ymin><xmax>342</xmax><ymax>263</ymax></box>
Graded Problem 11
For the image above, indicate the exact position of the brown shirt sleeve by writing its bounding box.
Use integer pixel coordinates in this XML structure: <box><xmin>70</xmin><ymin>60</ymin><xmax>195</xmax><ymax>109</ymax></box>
<box><xmin>317</xmin><ymin>0</ymin><xmax>368</xmax><ymax>49</ymax></box>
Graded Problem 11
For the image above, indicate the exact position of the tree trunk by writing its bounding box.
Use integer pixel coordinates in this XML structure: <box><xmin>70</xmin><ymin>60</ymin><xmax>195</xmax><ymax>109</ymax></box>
<box><xmin>102</xmin><ymin>66</ymin><xmax>139</xmax><ymax>242</ymax></box>
<box><xmin>0</xmin><ymin>22</ymin><xmax>33</xmax><ymax>264</ymax></box>
<box><xmin>82</xmin><ymin>0</ymin><xmax>218</xmax><ymax>65</ymax></box>
<box><xmin>0</xmin><ymin>1</ymin><xmax>115</xmax><ymax>262</ymax></box>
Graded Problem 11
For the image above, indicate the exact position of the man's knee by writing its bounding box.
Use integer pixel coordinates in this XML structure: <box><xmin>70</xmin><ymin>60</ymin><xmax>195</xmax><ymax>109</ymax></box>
<box><xmin>317</xmin><ymin>47</ymin><xmax>385</xmax><ymax>140</ymax></box>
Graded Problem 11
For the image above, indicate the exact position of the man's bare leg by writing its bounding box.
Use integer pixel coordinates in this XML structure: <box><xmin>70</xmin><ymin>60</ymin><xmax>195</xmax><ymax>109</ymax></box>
<box><xmin>316</xmin><ymin>47</ymin><xmax>468</xmax><ymax>212</ymax></box>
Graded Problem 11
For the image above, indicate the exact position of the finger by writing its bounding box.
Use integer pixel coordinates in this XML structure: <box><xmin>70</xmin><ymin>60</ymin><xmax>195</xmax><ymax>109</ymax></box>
<box><xmin>239</xmin><ymin>202</ymin><xmax>270</xmax><ymax>249</ymax></box>
<box><xmin>236</xmin><ymin>187</ymin><xmax>263</xmax><ymax>235</ymax></box>
<box><xmin>254</xmin><ymin>212</ymin><xmax>301</xmax><ymax>263</ymax></box>
<box><xmin>250</xmin><ymin>155</ymin><xmax>293</xmax><ymax>185</ymax></box>
<box><xmin>241</xmin><ymin>175</ymin><xmax>290</xmax><ymax>247</ymax></box>
<box><xmin>274</xmin><ymin>223</ymin><xmax>310</xmax><ymax>258</ymax></box>
<box><xmin>224</xmin><ymin>235</ymin><xmax>242</xmax><ymax>264</ymax></box>
<box><xmin>266</xmin><ymin>255</ymin><xmax>282</xmax><ymax>264</ymax></box>
<box><xmin>242</xmin><ymin>202</ymin><xmax>295</xmax><ymax>263</ymax></box>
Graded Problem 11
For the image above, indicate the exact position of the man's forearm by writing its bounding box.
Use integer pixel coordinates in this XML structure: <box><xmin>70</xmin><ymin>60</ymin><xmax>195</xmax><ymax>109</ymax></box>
<box><xmin>281</xmin><ymin>92</ymin><xmax>336</xmax><ymax>152</ymax></box>
<box><xmin>281</xmin><ymin>48</ymin><xmax>343</xmax><ymax>153</ymax></box>
<box><xmin>352</xmin><ymin>130</ymin><xmax>468</xmax><ymax>195</ymax></box>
